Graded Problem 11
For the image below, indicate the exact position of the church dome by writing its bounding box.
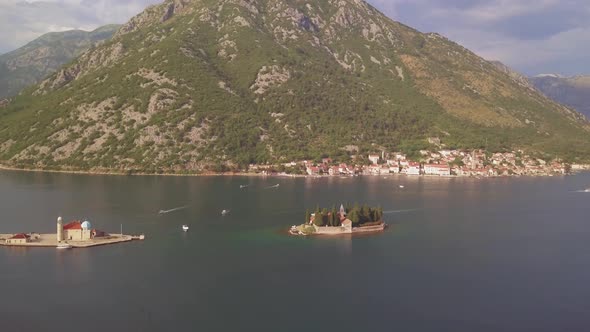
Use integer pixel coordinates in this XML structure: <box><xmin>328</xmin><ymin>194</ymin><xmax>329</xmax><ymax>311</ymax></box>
<box><xmin>81</xmin><ymin>220</ymin><xmax>92</xmax><ymax>230</ymax></box>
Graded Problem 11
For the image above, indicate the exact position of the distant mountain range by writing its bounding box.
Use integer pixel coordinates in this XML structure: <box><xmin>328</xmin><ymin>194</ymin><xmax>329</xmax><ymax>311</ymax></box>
<box><xmin>0</xmin><ymin>0</ymin><xmax>589</xmax><ymax>174</ymax></box>
<box><xmin>0</xmin><ymin>25</ymin><xmax>120</xmax><ymax>99</ymax></box>
<box><xmin>529</xmin><ymin>75</ymin><xmax>590</xmax><ymax>118</ymax></box>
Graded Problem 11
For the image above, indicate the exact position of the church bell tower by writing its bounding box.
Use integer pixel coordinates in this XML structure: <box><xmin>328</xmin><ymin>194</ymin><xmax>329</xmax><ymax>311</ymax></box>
<box><xmin>57</xmin><ymin>216</ymin><xmax>63</xmax><ymax>243</ymax></box>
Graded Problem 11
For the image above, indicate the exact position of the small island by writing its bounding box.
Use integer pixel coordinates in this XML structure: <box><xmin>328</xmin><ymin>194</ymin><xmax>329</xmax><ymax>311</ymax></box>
<box><xmin>290</xmin><ymin>204</ymin><xmax>386</xmax><ymax>236</ymax></box>
<box><xmin>0</xmin><ymin>217</ymin><xmax>144</xmax><ymax>248</ymax></box>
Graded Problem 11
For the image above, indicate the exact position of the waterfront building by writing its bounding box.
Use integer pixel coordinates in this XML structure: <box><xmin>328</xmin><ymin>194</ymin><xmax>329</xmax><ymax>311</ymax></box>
<box><xmin>59</xmin><ymin>220</ymin><xmax>93</xmax><ymax>241</ymax></box>
<box><xmin>424</xmin><ymin>164</ymin><xmax>451</xmax><ymax>176</ymax></box>
<box><xmin>306</xmin><ymin>166</ymin><xmax>320</xmax><ymax>176</ymax></box>
<box><xmin>368</xmin><ymin>154</ymin><xmax>380</xmax><ymax>165</ymax></box>
<box><xmin>329</xmin><ymin>166</ymin><xmax>345</xmax><ymax>176</ymax></box>
<box><xmin>403</xmin><ymin>162</ymin><xmax>421</xmax><ymax>175</ymax></box>
<box><xmin>5</xmin><ymin>233</ymin><xmax>30</xmax><ymax>245</ymax></box>
<box><xmin>389</xmin><ymin>166</ymin><xmax>400</xmax><ymax>174</ymax></box>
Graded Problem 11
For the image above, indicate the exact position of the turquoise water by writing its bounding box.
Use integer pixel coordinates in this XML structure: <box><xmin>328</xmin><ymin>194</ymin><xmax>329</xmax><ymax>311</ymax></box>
<box><xmin>1</xmin><ymin>171</ymin><xmax>590</xmax><ymax>331</ymax></box>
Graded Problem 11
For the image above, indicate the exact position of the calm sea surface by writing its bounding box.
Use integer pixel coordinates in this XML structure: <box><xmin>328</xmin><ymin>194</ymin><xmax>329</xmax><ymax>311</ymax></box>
<box><xmin>1</xmin><ymin>171</ymin><xmax>590</xmax><ymax>331</ymax></box>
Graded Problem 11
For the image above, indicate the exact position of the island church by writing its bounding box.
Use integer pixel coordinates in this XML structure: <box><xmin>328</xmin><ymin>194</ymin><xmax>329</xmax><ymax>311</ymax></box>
<box><xmin>57</xmin><ymin>217</ymin><xmax>106</xmax><ymax>242</ymax></box>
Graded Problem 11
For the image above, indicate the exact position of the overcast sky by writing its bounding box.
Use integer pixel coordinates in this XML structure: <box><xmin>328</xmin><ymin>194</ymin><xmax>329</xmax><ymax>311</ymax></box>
<box><xmin>1</xmin><ymin>0</ymin><xmax>588</xmax><ymax>76</ymax></box>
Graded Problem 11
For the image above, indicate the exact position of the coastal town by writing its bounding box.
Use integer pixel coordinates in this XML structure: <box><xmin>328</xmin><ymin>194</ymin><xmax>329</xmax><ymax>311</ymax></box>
<box><xmin>250</xmin><ymin>148</ymin><xmax>572</xmax><ymax>178</ymax></box>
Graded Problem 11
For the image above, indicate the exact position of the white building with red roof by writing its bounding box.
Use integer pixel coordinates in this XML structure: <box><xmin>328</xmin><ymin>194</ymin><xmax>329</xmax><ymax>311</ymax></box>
<box><xmin>402</xmin><ymin>162</ymin><xmax>421</xmax><ymax>175</ymax></box>
<box><xmin>60</xmin><ymin>220</ymin><xmax>93</xmax><ymax>241</ymax></box>
<box><xmin>5</xmin><ymin>233</ymin><xmax>30</xmax><ymax>245</ymax></box>
<box><xmin>424</xmin><ymin>163</ymin><xmax>451</xmax><ymax>176</ymax></box>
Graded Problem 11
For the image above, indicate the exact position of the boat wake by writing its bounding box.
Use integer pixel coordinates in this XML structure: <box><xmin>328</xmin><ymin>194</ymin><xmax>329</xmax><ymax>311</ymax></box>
<box><xmin>573</xmin><ymin>189</ymin><xmax>590</xmax><ymax>193</ymax></box>
<box><xmin>264</xmin><ymin>184</ymin><xmax>280</xmax><ymax>189</ymax></box>
<box><xmin>383</xmin><ymin>209</ymin><xmax>420</xmax><ymax>214</ymax></box>
<box><xmin>158</xmin><ymin>205</ymin><xmax>189</xmax><ymax>215</ymax></box>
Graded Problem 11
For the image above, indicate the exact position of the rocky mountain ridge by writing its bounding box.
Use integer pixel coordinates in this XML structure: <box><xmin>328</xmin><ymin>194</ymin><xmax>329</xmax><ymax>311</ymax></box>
<box><xmin>0</xmin><ymin>0</ymin><xmax>589</xmax><ymax>174</ymax></box>
<box><xmin>530</xmin><ymin>75</ymin><xmax>590</xmax><ymax>118</ymax></box>
<box><xmin>0</xmin><ymin>25</ymin><xmax>120</xmax><ymax>99</ymax></box>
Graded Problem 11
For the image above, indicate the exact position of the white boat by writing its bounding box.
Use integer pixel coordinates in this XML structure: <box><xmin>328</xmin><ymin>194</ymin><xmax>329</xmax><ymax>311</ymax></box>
<box><xmin>399</xmin><ymin>185</ymin><xmax>405</xmax><ymax>189</ymax></box>
<box><xmin>139</xmin><ymin>234</ymin><xmax>145</xmax><ymax>240</ymax></box>
<box><xmin>240</xmin><ymin>185</ymin><xmax>249</xmax><ymax>189</ymax></box>
<box><xmin>221</xmin><ymin>209</ymin><xmax>230</xmax><ymax>216</ymax></box>
<box><xmin>182</xmin><ymin>225</ymin><xmax>189</xmax><ymax>232</ymax></box>
<box><xmin>56</xmin><ymin>243</ymin><xmax>72</xmax><ymax>249</ymax></box>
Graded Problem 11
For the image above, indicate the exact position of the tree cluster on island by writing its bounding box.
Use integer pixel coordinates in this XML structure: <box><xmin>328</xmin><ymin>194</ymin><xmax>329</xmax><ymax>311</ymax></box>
<box><xmin>305</xmin><ymin>204</ymin><xmax>384</xmax><ymax>228</ymax></box>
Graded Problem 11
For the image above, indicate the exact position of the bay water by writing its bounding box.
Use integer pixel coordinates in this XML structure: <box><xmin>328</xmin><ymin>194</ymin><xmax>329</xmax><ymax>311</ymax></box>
<box><xmin>1</xmin><ymin>171</ymin><xmax>589</xmax><ymax>331</ymax></box>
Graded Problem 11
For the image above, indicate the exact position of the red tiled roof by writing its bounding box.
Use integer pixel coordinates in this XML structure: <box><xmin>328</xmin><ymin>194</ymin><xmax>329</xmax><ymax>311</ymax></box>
<box><xmin>10</xmin><ymin>233</ymin><xmax>29</xmax><ymax>239</ymax></box>
<box><xmin>63</xmin><ymin>221</ymin><xmax>82</xmax><ymax>230</ymax></box>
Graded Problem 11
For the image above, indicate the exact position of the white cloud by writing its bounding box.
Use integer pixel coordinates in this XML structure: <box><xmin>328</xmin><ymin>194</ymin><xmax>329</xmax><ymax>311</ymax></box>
<box><xmin>469</xmin><ymin>26</ymin><xmax>590</xmax><ymax>75</ymax></box>
<box><xmin>367</xmin><ymin>0</ymin><xmax>590</xmax><ymax>75</ymax></box>
<box><xmin>428</xmin><ymin>0</ymin><xmax>562</xmax><ymax>23</ymax></box>
<box><xmin>0</xmin><ymin>0</ymin><xmax>159</xmax><ymax>53</ymax></box>
<box><xmin>1</xmin><ymin>0</ymin><xmax>589</xmax><ymax>75</ymax></box>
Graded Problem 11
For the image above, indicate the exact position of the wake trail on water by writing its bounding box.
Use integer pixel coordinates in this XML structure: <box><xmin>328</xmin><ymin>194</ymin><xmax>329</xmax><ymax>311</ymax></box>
<box><xmin>264</xmin><ymin>184</ymin><xmax>280</xmax><ymax>189</ymax></box>
<box><xmin>158</xmin><ymin>205</ymin><xmax>189</xmax><ymax>215</ymax></box>
<box><xmin>383</xmin><ymin>208</ymin><xmax>421</xmax><ymax>214</ymax></box>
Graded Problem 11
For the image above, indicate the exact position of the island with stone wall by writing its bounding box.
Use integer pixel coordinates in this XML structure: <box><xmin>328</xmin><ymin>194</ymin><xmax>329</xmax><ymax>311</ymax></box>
<box><xmin>290</xmin><ymin>204</ymin><xmax>386</xmax><ymax>236</ymax></box>
<box><xmin>0</xmin><ymin>217</ymin><xmax>144</xmax><ymax>248</ymax></box>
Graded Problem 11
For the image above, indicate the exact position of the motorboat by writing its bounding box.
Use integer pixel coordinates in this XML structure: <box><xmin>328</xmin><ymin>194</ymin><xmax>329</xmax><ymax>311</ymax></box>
<box><xmin>240</xmin><ymin>185</ymin><xmax>249</xmax><ymax>189</ymax></box>
<box><xmin>221</xmin><ymin>209</ymin><xmax>230</xmax><ymax>216</ymax></box>
<box><xmin>56</xmin><ymin>243</ymin><xmax>72</xmax><ymax>249</ymax></box>
<box><xmin>399</xmin><ymin>185</ymin><xmax>405</xmax><ymax>189</ymax></box>
<box><xmin>182</xmin><ymin>225</ymin><xmax>189</xmax><ymax>232</ymax></box>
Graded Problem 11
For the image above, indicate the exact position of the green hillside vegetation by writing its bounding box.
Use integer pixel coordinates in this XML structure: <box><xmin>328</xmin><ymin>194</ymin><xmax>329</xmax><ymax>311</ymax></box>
<box><xmin>0</xmin><ymin>0</ymin><xmax>589</xmax><ymax>174</ymax></box>
<box><xmin>306</xmin><ymin>204</ymin><xmax>383</xmax><ymax>227</ymax></box>
<box><xmin>0</xmin><ymin>25</ymin><xmax>120</xmax><ymax>98</ymax></box>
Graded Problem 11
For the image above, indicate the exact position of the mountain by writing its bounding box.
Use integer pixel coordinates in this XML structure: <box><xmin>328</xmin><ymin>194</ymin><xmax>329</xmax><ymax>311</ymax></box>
<box><xmin>489</xmin><ymin>61</ymin><xmax>536</xmax><ymax>91</ymax></box>
<box><xmin>530</xmin><ymin>75</ymin><xmax>590</xmax><ymax>118</ymax></box>
<box><xmin>0</xmin><ymin>25</ymin><xmax>120</xmax><ymax>99</ymax></box>
<box><xmin>0</xmin><ymin>0</ymin><xmax>589</xmax><ymax>174</ymax></box>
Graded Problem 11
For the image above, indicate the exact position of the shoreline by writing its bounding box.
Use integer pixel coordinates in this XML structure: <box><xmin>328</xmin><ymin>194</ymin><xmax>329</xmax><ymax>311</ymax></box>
<box><xmin>0</xmin><ymin>163</ymin><xmax>583</xmax><ymax>179</ymax></box>
<box><xmin>0</xmin><ymin>233</ymin><xmax>140</xmax><ymax>248</ymax></box>
<box><xmin>0</xmin><ymin>164</ymin><xmax>287</xmax><ymax>178</ymax></box>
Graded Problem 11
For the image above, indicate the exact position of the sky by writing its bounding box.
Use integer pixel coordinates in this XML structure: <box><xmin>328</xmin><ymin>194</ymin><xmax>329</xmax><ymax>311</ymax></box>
<box><xmin>1</xmin><ymin>0</ymin><xmax>588</xmax><ymax>76</ymax></box>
